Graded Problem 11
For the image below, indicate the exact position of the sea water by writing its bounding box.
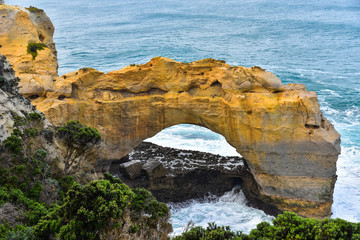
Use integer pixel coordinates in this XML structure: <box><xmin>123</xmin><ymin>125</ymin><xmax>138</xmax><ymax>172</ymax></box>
<box><xmin>6</xmin><ymin>0</ymin><xmax>360</xmax><ymax>234</ymax></box>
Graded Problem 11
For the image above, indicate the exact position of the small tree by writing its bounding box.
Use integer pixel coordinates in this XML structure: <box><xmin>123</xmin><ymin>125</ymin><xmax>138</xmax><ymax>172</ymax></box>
<box><xmin>56</xmin><ymin>121</ymin><xmax>101</xmax><ymax>174</ymax></box>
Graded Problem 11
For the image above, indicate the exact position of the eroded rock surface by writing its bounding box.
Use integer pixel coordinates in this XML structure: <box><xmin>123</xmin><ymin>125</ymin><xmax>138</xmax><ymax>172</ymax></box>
<box><xmin>110</xmin><ymin>142</ymin><xmax>254</xmax><ymax>207</ymax></box>
<box><xmin>0</xmin><ymin>4</ymin><xmax>58</xmax><ymax>98</ymax></box>
<box><xmin>29</xmin><ymin>56</ymin><xmax>340</xmax><ymax>218</ymax></box>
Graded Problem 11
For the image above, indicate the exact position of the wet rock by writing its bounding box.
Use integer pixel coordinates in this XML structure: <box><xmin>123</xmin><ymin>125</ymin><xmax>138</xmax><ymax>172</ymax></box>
<box><xmin>142</xmin><ymin>160</ymin><xmax>168</xmax><ymax>179</ymax></box>
<box><xmin>110</xmin><ymin>142</ymin><xmax>246</xmax><ymax>202</ymax></box>
<box><xmin>119</xmin><ymin>160</ymin><xmax>142</xmax><ymax>180</ymax></box>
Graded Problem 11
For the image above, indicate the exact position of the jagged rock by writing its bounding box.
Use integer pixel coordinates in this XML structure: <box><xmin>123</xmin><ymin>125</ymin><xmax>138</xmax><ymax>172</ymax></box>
<box><xmin>0</xmin><ymin>54</ymin><xmax>36</xmax><ymax>141</ymax></box>
<box><xmin>0</xmin><ymin>5</ymin><xmax>341</xmax><ymax>218</ymax></box>
<box><xmin>0</xmin><ymin>4</ymin><xmax>58</xmax><ymax>97</ymax></box>
<box><xmin>119</xmin><ymin>160</ymin><xmax>142</xmax><ymax>180</ymax></box>
<box><xmin>111</xmin><ymin>142</ymin><xmax>255</xmax><ymax>206</ymax></box>
<box><xmin>0</xmin><ymin>53</ymin><xmax>101</xmax><ymax>182</ymax></box>
<box><xmin>0</xmin><ymin>203</ymin><xmax>24</xmax><ymax>228</ymax></box>
<box><xmin>142</xmin><ymin>160</ymin><xmax>168</xmax><ymax>179</ymax></box>
<box><xmin>111</xmin><ymin>142</ymin><xmax>280</xmax><ymax>217</ymax></box>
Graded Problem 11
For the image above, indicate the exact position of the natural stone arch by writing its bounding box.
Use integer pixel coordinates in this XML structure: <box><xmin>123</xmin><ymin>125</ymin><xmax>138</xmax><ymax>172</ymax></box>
<box><xmin>31</xmin><ymin>57</ymin><xmax>340</xmax><ymax>219</ymax></box>
<box><xmin>0</xmin><ymin>3</ymin><xmax>341</xmax><ymax>220</ymax></box>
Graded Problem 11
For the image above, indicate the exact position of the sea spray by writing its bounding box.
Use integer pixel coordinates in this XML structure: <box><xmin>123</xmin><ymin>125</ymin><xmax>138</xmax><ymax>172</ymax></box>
<box><xmin>168</xmin><ymin>186</ymin><xmax>274</xmax><ymax>236</ymax></box>
<box><xmin>332</xmin><ymin>146</ymin><xmax>360</xmax><ymax>221</ymax></box>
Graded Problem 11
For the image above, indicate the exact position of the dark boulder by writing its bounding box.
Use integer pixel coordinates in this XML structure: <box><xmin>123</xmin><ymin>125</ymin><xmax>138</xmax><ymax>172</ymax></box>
<box><xmin>119</xmin><ymin>160</ymin><xmax>142</xmax><ymax>180</ymax></box>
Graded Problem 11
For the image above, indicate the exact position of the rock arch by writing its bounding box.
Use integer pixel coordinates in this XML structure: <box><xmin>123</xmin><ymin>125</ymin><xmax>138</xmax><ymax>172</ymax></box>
<box><xmin>0</xmin><ymin>3</ymin><xmax>341</xmax><ymax>220</ymax></box>
<box><xmin>31</xmin><ymin>57</ymin><xmax>340</xmax><ymax>219</ymax></box>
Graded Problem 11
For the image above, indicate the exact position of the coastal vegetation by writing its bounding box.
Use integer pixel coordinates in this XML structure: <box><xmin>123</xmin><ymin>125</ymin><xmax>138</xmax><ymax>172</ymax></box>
<box><xmin>26</xmin><ymin>43</ymin><xmax>47</xmax><ymax>60</ymax></box>
<box><xmin>25</xmin><ymin>6</ymin><xmax>44</xmax><ymax>13</ymax></box>
<box><xmin>175</xmin><ymin>212</ymin><xmax>360</xmax><ymax>240</ymax></box>
<box><xmin>0</xmin><ymin>113</ymin><xmax>171</xmax><ymax>239</ymax></box>
<box><xmin>56</xmin><ymin>120</ymin><xmax>101</xmax><ymax>174</ymax></box>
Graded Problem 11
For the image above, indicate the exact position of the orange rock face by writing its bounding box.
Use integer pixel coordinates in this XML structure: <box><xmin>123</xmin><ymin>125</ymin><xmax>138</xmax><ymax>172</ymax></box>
<box><xmin>0</xmin><ymin>5</ymin><xmax>58</xmax><ymax>97</ymax></box>
<box><xmin>0</xmin><ymin>4</ymin><xmax>340</xmax><ymax>218</ymax></box>
<box><xmin>32</xmin><ymin>57</ymin><xmax>340</xmax><ymax>218</ymax></box>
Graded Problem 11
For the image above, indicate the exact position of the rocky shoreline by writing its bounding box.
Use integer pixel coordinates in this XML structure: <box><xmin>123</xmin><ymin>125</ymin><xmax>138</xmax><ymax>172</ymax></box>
<box><xmin>110</xmin><ymin>142</ymin><xmax>281</xmax><ymax>216</ymax></box>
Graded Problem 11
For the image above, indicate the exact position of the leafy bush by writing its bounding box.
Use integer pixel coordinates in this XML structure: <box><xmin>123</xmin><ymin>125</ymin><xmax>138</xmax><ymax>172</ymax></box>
<box><xmin>3</xmin><ymin>135</ymin><xmax>23</xmax><ymax>154</ymax></box>
<box><xmin>26</xmin><ymin>43</ymin><xmax>47</xmax><ymax>60</ymax></box>
<box><xmin>56</xmin><ymin>120</ymin><xmax>102</xmax><ymax>174</ymax></box>
<box><xmin>41</xmin><ymin>128</ymin><xmax>54</xmax><ymax>143</ymax></box>
<box><xmin>176</xmin><ymin>212</ymin><xmax>360</xmax><ymax>240</ymax></box>
<box><xmin>28</xmin><ymin>112</ymin><xmax>44</xmax><ymax>122</ymax></box>
<box><xmin>25</xmin><ymin>6</ymin><xmax>44</xmax><ymax>13</ymax></box>
<box><xmin>4</xmin><ymin>226</ymin><xmax>36</xmax><ymax>240</ymax></box>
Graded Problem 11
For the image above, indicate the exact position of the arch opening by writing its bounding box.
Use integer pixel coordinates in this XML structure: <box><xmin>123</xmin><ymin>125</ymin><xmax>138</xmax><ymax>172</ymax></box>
<box><xmin>109</xmin><ymin>124</ymin><xmax>251</xmax><ymax>203</ymax></box>
<box><xmin>109</xmin><ymin>124</ymin><xmax>276</xmax><ymax>235</ymax></box>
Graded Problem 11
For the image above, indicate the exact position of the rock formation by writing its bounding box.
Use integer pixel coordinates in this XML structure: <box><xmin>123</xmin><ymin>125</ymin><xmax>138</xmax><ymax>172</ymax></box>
<box><xmin>0</xmin><ymin>4</ymin><xmax>341</xmax><ymax>218</ymax></box>
<box><xmin>0</xmin><ymin>53</ymin><xmax>36</xmax><ymax>141</ymax></box>
<box><xmin>0</xmin><ymin>4</ymin><xmax>58</xmax><ymax>98</ymax></box>
<box><xmin>110</xmin><ymin>142</ymin><xmax>246</xmax><ymax>202</ymax></box>
<box><xmin>29</xmin><ymin>57</ymin><xmax>339</xmax><ymax>218</ymax></box>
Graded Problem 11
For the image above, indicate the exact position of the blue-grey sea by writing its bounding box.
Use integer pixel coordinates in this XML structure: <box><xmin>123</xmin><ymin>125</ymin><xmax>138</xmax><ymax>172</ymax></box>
<box><xmin>7</xmin><ymin>0</ymin><xmax>360</xmax><ymax>235</ymax></box>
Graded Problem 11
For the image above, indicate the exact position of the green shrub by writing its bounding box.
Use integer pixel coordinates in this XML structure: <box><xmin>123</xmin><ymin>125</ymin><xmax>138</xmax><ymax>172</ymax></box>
<box><xmin>28</xmin><ymin>181</ymin><xmax>42</xmax><ymax>200</ymax></box>
<box><xmin>26</xmin><ymin>43</ymin><xmax>47</xmax><ymax>60</ymax></box>
<box><xmin>28</xmin><ymin>112</ymin><xmax>43</xmax><ymax>122</ymax></box>
<box><xmin>173</xmin><ymin>222</ymin><xmax>246</xmax><ymax>240</ymax></box>
<box><xmin>34</xmin><ymin>179</ymin><xmax>135</xmax><ymax>239</ymax></box>
<box><xmin>4</xmin><ymin>226</ymin><xmax>36</xmax><ymax>240</ymax></box>
<box><xmin>25</xmin><ymin>6</ymin><xmax>44</xmax><ymax>13</ymax></box>
<box><xmin>128</xmin><ymin>224</ymin><xmax>139</xmax><ymax>234</ymax></box>
<box><xmin>24</xmin><ymin>128</ymin><xmax>39</xmax><ymax>138</ymax></box>
<box><xmin>4</xmin><ymin>135</ymin><xmax>23</xmax><ymax>154</ymax></box>
<box><xmin>13</xmin><ymin>116</ymin><xmax>27</xmax><ymax>127</ymax></box>
<box><xmin>56</xmin><ymin>120</ymin><xmax>102</xmax><ymax>174</ymax></box>
<box><xmin>176</xmin><ymin>212</ymin><xmax>360</xmax><ymax>240</ymax></box>
<box><xmin>41</xmin><ymin>128</ymin><xmax>54</xmax><ymax>143</ymax></box>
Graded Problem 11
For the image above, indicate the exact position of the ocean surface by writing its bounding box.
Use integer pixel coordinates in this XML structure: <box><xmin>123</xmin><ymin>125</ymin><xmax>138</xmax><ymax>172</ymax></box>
<box><xmin>7</xmin><ymin>0</ymin><xmax>360</xmax><ymax>235</ymax></box>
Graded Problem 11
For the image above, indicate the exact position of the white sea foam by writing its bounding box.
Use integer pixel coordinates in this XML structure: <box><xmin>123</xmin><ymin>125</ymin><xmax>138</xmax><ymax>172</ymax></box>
<box><xmin>169</xmin><ymin>187</ymin><xmax>274</xmax><ymax>237</ymax></box>
<box><xmin>319</xmin><ymin>89</ymin><xmax>341</xmax><ymax>98</ymax></box>
<box><xmin>332</xmin><ymin>146</ymin><xmax>360</xmax><ymax>222</ymax></box>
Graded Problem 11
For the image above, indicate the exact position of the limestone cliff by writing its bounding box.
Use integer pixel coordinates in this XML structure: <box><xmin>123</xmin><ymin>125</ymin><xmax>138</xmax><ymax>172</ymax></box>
<box><xmin>0</xmin><ymin>53</ymin><xmax>36</xmax><ymax>140</ymax></box>
<box><xmin>0</xmin><ymin>53</ymin><xmax>62</xmax><ymax>173</ymax></box>
<box><xmin>0</xmin><ymin>4</ymin><xmax>58</xmax><ymax>98</ymax></box>
<box><xmin>28</xmin><ymin>57</ymin><xmax>340</xmax><ymax>218</ymax></box>
<box><xmin>0</xmin><ymin>4</ymin><xmax>341</xmax><ymax>219</ymax></box>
